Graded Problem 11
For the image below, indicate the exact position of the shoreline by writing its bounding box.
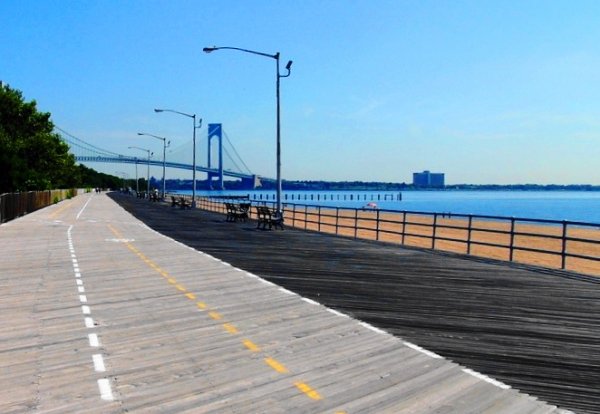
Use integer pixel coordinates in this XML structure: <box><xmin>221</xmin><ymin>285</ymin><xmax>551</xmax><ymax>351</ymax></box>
<box><xmin>285</xmin><ymin>207</ymin><xmax>600</xmax><ymax>277</ymax></box>
<box><xmin>194</xmin><ymin>196</ymin><xmax>600</xmax><ymax>277</ymax></box>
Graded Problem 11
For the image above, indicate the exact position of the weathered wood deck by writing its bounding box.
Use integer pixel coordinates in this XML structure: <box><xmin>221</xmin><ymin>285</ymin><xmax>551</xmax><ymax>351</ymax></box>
<box><xmin>0</xmin><ymin>191</ymin><xmax>587</xmax><ymax>413</ymax></box>
<box><xmin>112</xmin><ymin>193</ymin><xmax>600</xmax><ymax>414</ymax></box>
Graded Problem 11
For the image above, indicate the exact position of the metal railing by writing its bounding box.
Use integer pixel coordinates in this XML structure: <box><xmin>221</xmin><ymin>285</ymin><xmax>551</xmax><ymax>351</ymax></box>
<box><xmin>0</xmin><ymin>189</ymin><xmax>78</xmax><ymax>223</ymax></box>
<box><xmin>183</xmin><ymin>195</ymin><xmax>600</xmax><ymax>276</ymax></box>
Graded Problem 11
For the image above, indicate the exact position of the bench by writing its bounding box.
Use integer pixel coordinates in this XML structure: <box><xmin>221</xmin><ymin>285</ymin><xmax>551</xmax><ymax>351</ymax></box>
<box><xmin>255</xmin><ymin>206</ymin><xmax>284</xmax><ymax>230</ymax></box>
<box><xmin>179</xmin><ymin>197</ymin><xmax>192</xmax><ymax>210</ymax></box>
<box><xmin>171</xmin><ymin>196</ymin><xmax>191</xmax><ymax>209</ymax></box>
<box><xmin>225</xmin><ymin>202</ymin><xmax>251</xmax><ymax>222</ymax></box>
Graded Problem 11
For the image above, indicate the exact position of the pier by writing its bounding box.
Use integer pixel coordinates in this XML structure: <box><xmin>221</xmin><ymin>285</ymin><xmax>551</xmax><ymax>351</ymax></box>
<box><xmin>1</xmin><ymin>192</ymin><xmax>594</xmax><ymax>413</ymax></box>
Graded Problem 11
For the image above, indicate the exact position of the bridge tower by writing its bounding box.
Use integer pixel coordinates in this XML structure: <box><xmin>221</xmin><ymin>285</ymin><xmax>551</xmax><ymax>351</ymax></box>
<box><xmin>207</xmin><ymin>123</ymin><xmax>224</xmax><ymax>190</ymax></box>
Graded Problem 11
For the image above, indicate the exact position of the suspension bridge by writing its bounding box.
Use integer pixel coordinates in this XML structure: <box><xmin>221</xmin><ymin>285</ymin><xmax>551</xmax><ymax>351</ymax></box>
<box><xmin>56</xmin><ymin>124</ymin><xmax>263</xmax><ymax>189</ymax></box>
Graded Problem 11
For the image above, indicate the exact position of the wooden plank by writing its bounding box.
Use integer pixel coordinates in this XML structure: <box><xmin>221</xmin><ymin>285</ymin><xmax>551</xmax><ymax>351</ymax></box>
<box><xmin>0</xmin><ymin>193</ymin><xmax>570</xmax><ymax>413</ymax></box>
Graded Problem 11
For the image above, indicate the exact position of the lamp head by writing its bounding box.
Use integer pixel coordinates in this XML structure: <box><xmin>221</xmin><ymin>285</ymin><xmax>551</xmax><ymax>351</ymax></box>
<box><xmin>286</xmin><ymin>60</ymin><xmax>293</xmax><ymax>70</ymax></box>
<box><xmin>137</xmin><ymin>133</ymin><xmax>144</xmax><ymax>136</ymax></box>
<box><xmin>154</xmin><ymin>109</ymin><xmax>163</xmax><ymax>113</ymax></box>
<box><xmin>203</xmin><ymin>47</ymin><xmax>217</xmax><ymax>53</ymax></box>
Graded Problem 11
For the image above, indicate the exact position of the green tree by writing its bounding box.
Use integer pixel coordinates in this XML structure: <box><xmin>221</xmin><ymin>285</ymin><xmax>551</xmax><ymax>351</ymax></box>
<box><xmin>0</xmin><ymin>83</ymin><xmax>78</xmax><ymax>193</ymax></box>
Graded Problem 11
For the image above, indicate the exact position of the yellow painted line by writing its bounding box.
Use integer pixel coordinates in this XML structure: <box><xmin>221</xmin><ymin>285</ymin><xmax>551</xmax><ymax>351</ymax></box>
<box><xmin>185</xmin><ymin>292</ymin><xmax>196</xmax><ymax>300</ymax></box>
<box><xmin>161</xmin><ymin>271</ymin><xmax>169</xmax><ymax>278</ymax></box>
<box><xmin>223</xmin><ymin>323</ymin><xmax>238</xmax><ymax>334</ymax></box>
<box><xmin>107</xmin><ymin>224</ymin><xmax>124</xmax><ymax>239</ymax></box>
<box><xmin>294</xmin><ymin>382</ymin><xmax>323</xmax><ymax>400</ymax></box>
<box><xmin>196</xmin><ymin>301</ymin><xmax>207</xmax><ymax>310</ymax></box>
<box><xmin>168</xmin><ymin>278</ymin><xmax>177</xmax><ymax>284</ymax></box>
<box><xmin>208</xmin><ymin>311</ymin><xmax>222</xmax><ymax>320</ymax></box>
<box><xmin>50</xmin><ymin>200</ymin><xmax>73</xmax><ymax>218</ymax></box>
<box><xmin>243</xmin><ymin>339</ymin><xmax>260</xmax><ymax>352</ymax></box>
<box><xmin>264</xmin><ymin>357</ymin><xmax>288</xmax><ymax>374</ymax></box>
<box><xmin>175</xmin><ymin>284</ymin><xmax>187</xmax><ymax>292</ymax></box>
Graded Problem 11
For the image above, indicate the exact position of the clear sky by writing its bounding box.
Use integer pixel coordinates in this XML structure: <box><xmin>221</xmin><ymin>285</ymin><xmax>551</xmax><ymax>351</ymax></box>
<box><xmin>2</xmin><ymin>0</ymin><xmax>600</xmax><ymax>185</ymax></box>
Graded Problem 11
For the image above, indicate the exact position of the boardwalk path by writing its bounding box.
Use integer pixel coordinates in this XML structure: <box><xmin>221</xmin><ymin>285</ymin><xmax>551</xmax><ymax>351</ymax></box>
<box><xmin>0</xmin><ymin>191</ymin><xmax>583</xmax><ymax>413</ymax></box>
<box><xmin>113</xmin><ymin>193</ymin><xmax>600</xmax><ymax>414</ymax></box>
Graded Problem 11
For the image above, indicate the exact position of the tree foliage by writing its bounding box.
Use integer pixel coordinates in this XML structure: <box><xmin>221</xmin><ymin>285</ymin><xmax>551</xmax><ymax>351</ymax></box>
<box><xmin>0</xmin><ymin>83</ymin><xmax>80</xmax><ymax>193</ymax></box>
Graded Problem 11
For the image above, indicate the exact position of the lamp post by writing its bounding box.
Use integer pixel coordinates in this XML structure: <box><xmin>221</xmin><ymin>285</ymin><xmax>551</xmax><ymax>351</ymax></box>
<box><xmin>138</xmin><ymin>133</ymin><xmax>170</xmax><ymax>199</ymax></box>
<box><xmin>128</xmin><ymin>146</ymin><xmax>153</xmax><ymax>197</ymax></box>
<box><xmin>154</xmin><ymin>109</ymin><xmax>201</xmax><ymax>208</ymax></box>
<box><xmin>116</xmin><ymin>171</ymin><xmax>128</xmax><ymax>192</ymax></box>
<box><xmin>203</xmin><ymin>46</ymin><xmax>292</xmax><ymax>217</ymax></box>
<box><xmin>133</xmin><ymin>159</ymin><xmax>139</xmax><ymax>194</ymax></box>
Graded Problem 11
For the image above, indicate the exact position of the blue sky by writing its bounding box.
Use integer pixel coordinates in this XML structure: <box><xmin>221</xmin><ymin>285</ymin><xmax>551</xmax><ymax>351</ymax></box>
<box><xmin>2</xmin><ymin>0</ymin><xmax>600</xmax><ymax>184</ymax></box>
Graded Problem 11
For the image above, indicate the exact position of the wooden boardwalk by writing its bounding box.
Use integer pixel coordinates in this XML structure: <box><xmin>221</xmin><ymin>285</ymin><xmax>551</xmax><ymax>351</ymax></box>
<box><xmin>0</xmin><ymin>192</ymin><xmax>583</xmax><ymax>413</ymax></box>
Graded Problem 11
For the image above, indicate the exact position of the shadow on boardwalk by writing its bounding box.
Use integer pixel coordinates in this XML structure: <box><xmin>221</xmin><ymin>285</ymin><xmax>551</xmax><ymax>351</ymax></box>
<box><xmin>111</xmin><ymin>193</ymin><xmax>600</xmax><ymax>414</ymax></box>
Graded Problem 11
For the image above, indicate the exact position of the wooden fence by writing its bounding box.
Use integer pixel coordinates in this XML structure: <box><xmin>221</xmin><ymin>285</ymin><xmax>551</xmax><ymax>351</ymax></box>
<box><xmin>0</xmin><ymin>189</ymin><xmax>78</xmax><ymax>223</ymax></box>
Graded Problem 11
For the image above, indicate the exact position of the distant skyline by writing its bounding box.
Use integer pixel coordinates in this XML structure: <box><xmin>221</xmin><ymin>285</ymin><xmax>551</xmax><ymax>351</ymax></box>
<box><xmin>2</xmin><ymin>0</ymin><xmax>599</xmax><ymax>185</ymax></box>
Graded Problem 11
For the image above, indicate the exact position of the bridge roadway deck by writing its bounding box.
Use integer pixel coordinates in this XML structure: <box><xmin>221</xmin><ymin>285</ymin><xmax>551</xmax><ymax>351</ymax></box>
<box><xmin>0</xmin><ymin>192</ymin><xmax>579</xmax><ymax>414</ymax></box>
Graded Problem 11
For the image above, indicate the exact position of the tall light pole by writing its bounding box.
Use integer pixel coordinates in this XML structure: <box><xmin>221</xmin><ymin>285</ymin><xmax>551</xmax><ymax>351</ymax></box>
<box><xmin>154</xmin><ymin>109</ymin><xmax>202</xmax><ymax>208</ymax></box>
<box><xmin>138</xmin><ymin>132</ymin><xmax>170</xmax><ymax>199</ymax></box>
<box><xmin>133</xmin><ymin>159</ymin><xmax>139</xmax><ymax>194</ymax></box>
<box><xmin>203</xmin><ymin>46</ymin><xmax>292</xmax><ymax>217</ymax></box>
<box><xmin>116</xmin><ymin>171</ymin><xmax>128</xmax><ymax>191</ymax></box>
<box><xmin>128</xmin><ymin>146</ymin><xmax>153</xmax><ymax>197</ymax></box>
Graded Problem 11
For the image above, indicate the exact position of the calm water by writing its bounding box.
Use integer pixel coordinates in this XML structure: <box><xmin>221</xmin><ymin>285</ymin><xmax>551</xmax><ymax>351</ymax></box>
<box><xmin>178</xmin><ymin>190</ymin><xmax>600</xmax><ymax>224</ymax></box>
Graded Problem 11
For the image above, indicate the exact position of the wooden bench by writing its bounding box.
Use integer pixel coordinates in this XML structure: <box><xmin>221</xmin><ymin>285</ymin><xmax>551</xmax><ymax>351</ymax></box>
<box><xmin>225</xmin><ymin>203</ymin><xmax>251</xmax><ymax>222</ymax></box>
<box><xmin>171</xmin><ymin>196</ymin><xmax>180</xmax><ymax>208</ymax></box>
<box><xmin>255</xmin><ymin>206</ymin><xmax>284</xmax><ymax>230</ymax></box>
<box><xmin>179</xmin><ymin>197</ymin><xmax>192</xmax><ymax>210</ymax></box>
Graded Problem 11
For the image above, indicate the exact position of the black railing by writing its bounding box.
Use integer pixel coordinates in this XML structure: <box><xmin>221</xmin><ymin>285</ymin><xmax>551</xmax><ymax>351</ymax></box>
<box><xmin>180</xmin><ymin>195</ymin><xmax>600</xmax><ymax>276</ymax></box>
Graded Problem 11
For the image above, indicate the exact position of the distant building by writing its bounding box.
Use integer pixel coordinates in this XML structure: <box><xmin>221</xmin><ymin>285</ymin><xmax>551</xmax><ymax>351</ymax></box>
<box><xmin>413</xmin><ymin>170</ymin><xmax>445</xmax><ymax>188</ymax></box>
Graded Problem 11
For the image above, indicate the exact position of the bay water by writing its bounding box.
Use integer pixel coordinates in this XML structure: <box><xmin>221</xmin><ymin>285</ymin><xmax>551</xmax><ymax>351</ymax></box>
<box><xmin>177</xmin><ymin>189</ymin><xmax>600</xmax><ymax>224</ymax></box>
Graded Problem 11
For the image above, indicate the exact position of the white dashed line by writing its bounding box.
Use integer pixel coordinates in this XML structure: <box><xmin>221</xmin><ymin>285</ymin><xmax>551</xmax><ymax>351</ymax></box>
<box><xmin>68</xmin><ymin>224</ymin><xmax>113</xmax><ymax>402</ymax></box>
<box><xmin>92</xmin><ymin>354</ymin><xmax>106</xmax><ymax>372</ymax></box>
<box><xmin>403</xmin><ymin>341</ymin><xmax>443</xmax><ymax>359</ymax></box>
<box><xmin>98</xmin><ymin>379</ymin><xmax>114</xmax><ymax>401</ymax></box>
<box><xmin>462</xmin><ymin>368</ymin><xmax>511</xmax><ymax>389</ymax></box>
<box><xmin>301</xmin><ymin>297</ymin><xmax>319</xmax><ymax>306</ymax></box>
<box><xmin>89</xmin><ymin>333</ymin><xmax>100</xmax><ymax>347</ymax></box>
<box><xmin>359</xmin><ymin>321</ymin><xmax>387</xmax><ymax>335</ymax></box>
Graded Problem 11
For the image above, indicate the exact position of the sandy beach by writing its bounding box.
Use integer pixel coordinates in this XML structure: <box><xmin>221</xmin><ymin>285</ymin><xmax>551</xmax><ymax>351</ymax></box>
<box><xmin>198</xmin><ymin>200</ymin><xmax>600</xmax><ymax>277</ymax></box>
<box><xmin>284</xmin><ymin>207</ymin><xmax>600</xmax><ymax>277</ymax></box>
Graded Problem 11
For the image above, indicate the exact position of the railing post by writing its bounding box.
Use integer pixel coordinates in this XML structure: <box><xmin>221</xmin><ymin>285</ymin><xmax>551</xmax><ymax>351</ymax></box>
<box><xmin>467</xmin><ymin>215</ymin><xmax>473</xmax><ymax>255</ymax></box>
<box><xmin>335</xmin><ymin>207</ymin><xmax>340</xmax><ymax>235</ymax></box>
<box><xmin>561</xmin><ymin>221</ymin><xmax>568</xmax><ymax>270</ymax></box>
<box><xmin>376</xmin><ymin>209</ymin><xmax>381</xmax><ymax>241</ymax></box>
<box><xmin>509</xmin><ymin>217</ymin><xmax>516</xmax><ymax>262</ymax></box>
<box><xmin>354</xmin><ymin>209</ymin><xmax>358</xmax><ymax>238</ymax></box>
<box><xmin>304</xmin><ymin>205</ymin><xmax>308</xmax><ymax>230</ymax></box>
<box><xmin>401</xmin><ymin>211</ymin><xmax>406</xmax><ymax>245</ymax></box>
<box><xmin>318</xmin><ymin>206</ymin><xmax>322</xmax><ymax>232</ymax></box>
<box><xmin>432</xmin><ymin>213</ymin><xmax>438</xmax><ymax>249</ymax></box>
<box><xmin>292</xmin><ymin>204</ymin><xmax>296</xmax><ymax>227</ymax></box>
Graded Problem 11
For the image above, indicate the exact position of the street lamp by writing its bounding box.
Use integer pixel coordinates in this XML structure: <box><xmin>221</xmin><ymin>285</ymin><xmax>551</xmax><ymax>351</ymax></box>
<box><xmin>115</xmin><ymin>171</ymin><xmax>128</xmax><ymax>192</ymax></box>
<box><xmin>128</xmin><ymin>146</ymin><xmax>153</xmax><ymax>197</ymax></box>
<box><xmin>154</xmin><ymin>109</ymin><xmax>202</xmax><ymax>208</ymax></box>
<box><xmin>203</xmin><ymin>46</ymin><xmax>292</xmax><ymax>217</ymax></box>
<box><xmin>138</xmin><ymin>132</ymin><xmax>170</xmax><ymax>199</ymax></box>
